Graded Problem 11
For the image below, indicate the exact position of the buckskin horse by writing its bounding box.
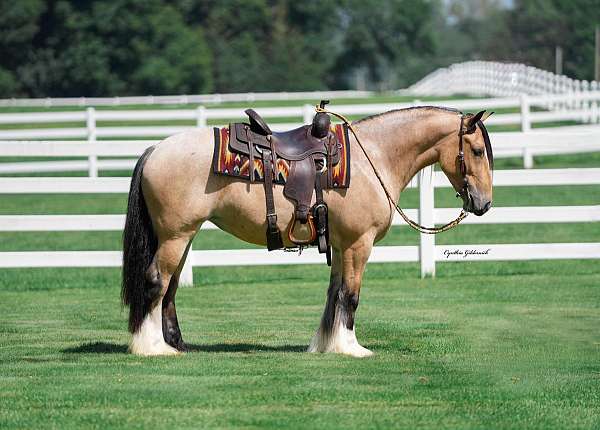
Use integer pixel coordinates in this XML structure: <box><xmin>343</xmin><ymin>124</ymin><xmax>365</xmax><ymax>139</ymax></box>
<box><xmin>121</xmin><ymin>105</ymin><xmax>493</xmax><ymax>357</ymax></box>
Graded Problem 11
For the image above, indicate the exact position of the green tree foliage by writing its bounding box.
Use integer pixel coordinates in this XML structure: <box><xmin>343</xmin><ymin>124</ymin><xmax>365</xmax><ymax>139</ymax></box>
<box><xmin>0</xmin><ymin>0</ymin><xmax>213</xmax><ymax>97</ymax></box>
<box><xmin>1</xmin><ymin>0</ymin><xmax>599</xmax><ymax>97</ymax></box>
<box><xmin>490</xmin><ymin>0</ymin><xmax>600</xmax><ymax>81</ymax></box>
<box><xmin>332</xmin><ymin>0</ymin><xmax>437</xmax><ymax>89</ymax></box>
<box><xmin>438</xmin><ymin>0</ymin><xmax>600</xmax><ymax>82</ymax></box>
<box><xmin>0</xmin><ymin>0</ymin><xmax>440</xmax><ymax>96</ymax></box>
<box><xmin>0</xmin><ymin>0</ymin><xmax>46</xmax><ymax>95</ymax></box>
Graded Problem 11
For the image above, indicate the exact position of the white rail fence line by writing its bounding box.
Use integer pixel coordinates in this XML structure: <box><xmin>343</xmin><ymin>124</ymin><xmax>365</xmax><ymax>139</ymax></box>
<box><xmin>2</xmin><ymin>125</ymin><xmax>600</xmax><ymax>174</ymax></box>
<box><xmin>1</xmin><ymin>168</ymin><xmax>598</xmax><ymax>283</ymax></box>
<box><xmin>0</xmin><ymin>90</ymin><xmax>375</xmax><ymax>108</ymax></box>
<box><xmin>2</xmin><ymin>95</ymin><xmax>600</xmax><ymax>174</ymax></box>
<box><xmin>1</xmin><ymin>168</ymin><xmax>598</xmax><ymax>193</ymax></box>
<box><xmin>410</xmin><ymin>61</ymin><xmax>600</xmax><ymax>98</ymax></box>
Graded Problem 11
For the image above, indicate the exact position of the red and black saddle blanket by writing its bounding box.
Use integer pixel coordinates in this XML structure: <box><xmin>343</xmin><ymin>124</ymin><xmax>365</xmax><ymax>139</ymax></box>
<box><xmin>212</xmin><ymin>124</ymin><xmax>351</xmax><ymax>188</ymax></box>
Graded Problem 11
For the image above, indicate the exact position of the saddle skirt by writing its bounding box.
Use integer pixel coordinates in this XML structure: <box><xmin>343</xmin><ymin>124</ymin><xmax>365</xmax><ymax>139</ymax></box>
<box><xmin>213</xmin><ymin>124</ymin><xmax>351</xmax><ymax>188</ymax></box>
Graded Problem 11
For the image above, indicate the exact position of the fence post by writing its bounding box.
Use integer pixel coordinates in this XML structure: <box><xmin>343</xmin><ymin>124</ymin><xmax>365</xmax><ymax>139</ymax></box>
<box><xmin>86</xmin><ymin>107</ymin><xmax>98</xmax><ymax>178</ymax></box>
<box><xmin>592</xmin><ymin>81</ymin><xmax>599</xmax><ymax>123</ymax></box>
<box><xmin>196</xmin><ymin>106</ymin><xmax>206</xmax><ymax>127</ymax></box>
<box><xmin>419</xmin><ymin>165</ymin><xmax>435</xmax><ymax>278</ymax></box>
<box><xmin>520</xmin><ymin>94</ymin><xmax>533</xmax><ymax>169</ymax></box>
<box><xmin>179</xmin><ymin>245</ymin><xmax>194</xmax><ymax>287</ymax></box>
<box><xmin>303</xmin><ymin>104</ymin><xmax>314</xmax><ymax>124</ymax></box>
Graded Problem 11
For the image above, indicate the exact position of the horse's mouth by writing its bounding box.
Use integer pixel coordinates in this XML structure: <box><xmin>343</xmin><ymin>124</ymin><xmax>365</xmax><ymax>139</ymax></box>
<box><xmin>473</xmin><ymin>203</ymin><xmax>491</xmax><ymax>216</ymax></box>
<box><xmin>462</xmin><ymin>193</ymin><xmax>491</xmax><ymax>216</ymax></box>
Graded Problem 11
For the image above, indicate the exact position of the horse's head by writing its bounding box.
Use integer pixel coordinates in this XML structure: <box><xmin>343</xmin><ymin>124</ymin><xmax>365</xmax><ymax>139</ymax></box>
<box><xmin>438</xmin><ymin>110</ymin><xmax>493</xmax><ymax>216</ymax></box>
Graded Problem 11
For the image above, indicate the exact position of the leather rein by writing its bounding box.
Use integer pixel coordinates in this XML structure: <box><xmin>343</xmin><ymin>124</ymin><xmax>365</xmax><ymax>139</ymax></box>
<box><xmin>316</xmin><ymin>106</ymin><xmax>482</xmax><ymax>234</ymax></box>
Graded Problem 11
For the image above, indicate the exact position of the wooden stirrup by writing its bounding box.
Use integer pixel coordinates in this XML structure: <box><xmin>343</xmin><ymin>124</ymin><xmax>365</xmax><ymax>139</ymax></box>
<box><xmin>287</xmin><ymin>213</ymin><xmax>317</xmax><ymax>246</ymax></box>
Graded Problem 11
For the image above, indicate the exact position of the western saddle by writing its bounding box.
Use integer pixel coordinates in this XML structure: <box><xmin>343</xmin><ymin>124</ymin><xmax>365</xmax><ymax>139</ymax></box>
<box><xmin>228</xmin><ymin>100</ymin><xmax>341</xmax><ymax>264</ymax></box>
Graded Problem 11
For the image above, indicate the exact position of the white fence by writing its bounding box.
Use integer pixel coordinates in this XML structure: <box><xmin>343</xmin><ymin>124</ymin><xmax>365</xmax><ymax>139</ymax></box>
<box><xmin>410</xmin><ymin>60</ymin><xmax>600</xmax><ymax>98</ymax></box>
<box><xmin>0</xmin><ymin>90</ymin><xmax>374</xmax><ymax>108</ymax></box>
<box><xmin>1</xmin><ymin>125</ymin><xmax>600</xmax><ymax>175</ymax></box>
<box><xmin>2</xmin><ymin>93</ymin><xmax>600</xmax><ymax>175</ymax></box>
<box><xmin>1</xmin><ymin>167</ymin><xmax>598</xmax><ymax>283</ymax></box>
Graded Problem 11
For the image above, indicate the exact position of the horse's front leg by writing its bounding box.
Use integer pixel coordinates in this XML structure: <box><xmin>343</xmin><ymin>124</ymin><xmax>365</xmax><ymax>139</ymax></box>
<box><xmin>308</xmin><ymin>236</ymin><xmax>373</xmax><ymax>357</ymax></box>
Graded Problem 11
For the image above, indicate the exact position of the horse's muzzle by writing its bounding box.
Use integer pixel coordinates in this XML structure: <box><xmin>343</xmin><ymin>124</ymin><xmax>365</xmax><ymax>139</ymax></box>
<box><xmin>473</xmin><ymin>200</ymin><xmax>491</xmax><ymax>216</ymax></box>
<box><xmin>461</xmin><ymin>188</ymin><xmax>491</xmax><ymax>216</ymax></box>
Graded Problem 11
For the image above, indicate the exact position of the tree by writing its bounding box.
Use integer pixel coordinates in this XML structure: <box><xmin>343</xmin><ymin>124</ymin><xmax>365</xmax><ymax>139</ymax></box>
<box><xmin>488</xmin><ymin>0</ymin><xmax>600</xmax><ymax>80</ymax></box>
<box><xmin>332</xmin><ymin>0</ymin><xmax>438</xmax><ymax>89</ymax></box>
<box><xmin>0</xmin><ymin>0</ymin><xmax>213</xmax><ymax>97</ymax></box>
<box><xmin>0</xmin><ymin>0</ymin><xmax>46</xmax><ymax>96</ymax></box>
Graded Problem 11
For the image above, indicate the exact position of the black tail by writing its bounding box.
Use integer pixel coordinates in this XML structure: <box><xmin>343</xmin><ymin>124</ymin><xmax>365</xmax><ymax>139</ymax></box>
<box><xmin>122</xmin><ymin>146</ymin><xmax>158</xmax><ymax>333</ymax></box>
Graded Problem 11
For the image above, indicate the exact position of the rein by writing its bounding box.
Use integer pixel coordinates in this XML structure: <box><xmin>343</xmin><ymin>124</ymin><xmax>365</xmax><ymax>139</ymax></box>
<box><xmin>316</xmin><ymin>105</ymin><xmax>473</xmax><ymax>235</ymax></box>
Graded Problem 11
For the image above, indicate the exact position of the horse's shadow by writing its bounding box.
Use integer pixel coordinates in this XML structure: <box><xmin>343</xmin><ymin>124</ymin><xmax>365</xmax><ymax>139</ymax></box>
<box><xmin>63</xmin><ymin>342</ymin><xmax>306</xmax><ymax>355</ymax></box>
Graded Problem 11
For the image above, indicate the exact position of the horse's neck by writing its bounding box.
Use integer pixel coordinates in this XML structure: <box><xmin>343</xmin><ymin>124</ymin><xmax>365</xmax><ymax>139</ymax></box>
<box><xmin>356</xmin><ymin>109</ymin><xmax>459</xmax><ymax>198</ymax></box>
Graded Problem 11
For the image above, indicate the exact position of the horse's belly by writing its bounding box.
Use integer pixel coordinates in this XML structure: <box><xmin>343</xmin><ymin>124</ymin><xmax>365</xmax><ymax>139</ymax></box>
<box><xmin>209</xmin><ymin>180</ymin><xmax>303</xmax><ymax>248</ymax></box>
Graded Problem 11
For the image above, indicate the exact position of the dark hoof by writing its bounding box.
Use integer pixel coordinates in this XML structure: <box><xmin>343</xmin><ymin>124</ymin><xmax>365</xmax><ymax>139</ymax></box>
<box><xmin>163</xmin><ymin>324</ymin><xmax>187</xmax><ymax>352</ymax></box>
<box><xmin>174</xmin><ymin>340</ymin><xmax>189</xmax><ymax>352</ymax></box>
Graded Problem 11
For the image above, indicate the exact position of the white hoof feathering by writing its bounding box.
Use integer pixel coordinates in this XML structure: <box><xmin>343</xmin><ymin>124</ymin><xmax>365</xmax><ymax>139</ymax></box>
<box><xmin>129</xmin><ymin>302</ymin><xmax>179</xmax><ymax>356</ymax></box>
<box><xmin>308</xmin><ymin>305</ymin><xmax>373</xmax><ymax>358</ymax></box>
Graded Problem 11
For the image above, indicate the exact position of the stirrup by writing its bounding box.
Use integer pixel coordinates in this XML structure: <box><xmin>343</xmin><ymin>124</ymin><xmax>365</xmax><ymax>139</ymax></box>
<box><xmin>288</xmin><ymin>213</ymin><xmax>317</xmax><ymax>245</ymax></box>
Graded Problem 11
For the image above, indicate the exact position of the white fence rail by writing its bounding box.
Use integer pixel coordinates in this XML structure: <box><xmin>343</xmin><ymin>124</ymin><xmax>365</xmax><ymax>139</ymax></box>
<box><xmin>410</xmin><ymin>61</ymin><xmax>600</xmax><ymax>97</ymax></box>
<box><xmin>2</xmin><ymin>124</ymin><xmax>600</xmax><ymax>175</ymax></box>
<box><xmin>0</xmin><ymin>90</ymin><xmax>375</xmax><ymax>108</ymax></box>
<box><xmin>1</xmin><ymin>168</ymin><xmax>598</xmax><ymax>283</ymax></box>
<box><xmin>2</xmin><ymin>94</ymin><xmax>600</xmax><ymax>175</ymax></box>
<box><xmin>1</xmin><ymin>168</ymin><xmax>598</xmax><ymax>193</ymax></box>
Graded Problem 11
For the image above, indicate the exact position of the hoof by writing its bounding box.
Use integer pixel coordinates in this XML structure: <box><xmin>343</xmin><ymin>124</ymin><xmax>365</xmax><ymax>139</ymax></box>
<box><xmin>129</xmin><ymin>340</ymin><xmax>180</xmax><ymax>356</ymax></box>
<box><xmin>163</xmin><ymin>328</ymin><xmax>187</xmax><ymax>352</ymax></box>
<box><xmin>174</xmin><ymin>340</ymin><xmax>189</xmax><ymax>352</ymax></box>
<box><xmin>308</xmin><ymin>343</ymin><xmax>374</xmax><ymax>358</ymax></box>
<box><xmin>340</xmin><ymin>344</ymin><xmax>374</xmax><ymax>358</ymax></box>
<box><xmin>307</xmin><ymin>327</ymin><xmax>374</xmax><ymax>358</ymax></box>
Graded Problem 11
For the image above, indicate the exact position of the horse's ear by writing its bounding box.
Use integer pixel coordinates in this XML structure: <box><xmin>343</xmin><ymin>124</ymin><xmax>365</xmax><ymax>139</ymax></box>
<box><xmin>467</xmin><ymin>110</ymin><xmax>486</xmax><ymax>128</ymax></box>
<box><xmin>481</xmin><ymin>111</ymin><xmax>494</xmax><ymax>122</ymax></box>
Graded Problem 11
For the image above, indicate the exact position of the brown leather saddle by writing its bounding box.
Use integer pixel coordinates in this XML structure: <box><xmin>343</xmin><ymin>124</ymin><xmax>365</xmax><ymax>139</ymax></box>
<box><xmin>228</xmin><ymin>100</ymin><xmax>340</xmax><ymax>264</ymax></box>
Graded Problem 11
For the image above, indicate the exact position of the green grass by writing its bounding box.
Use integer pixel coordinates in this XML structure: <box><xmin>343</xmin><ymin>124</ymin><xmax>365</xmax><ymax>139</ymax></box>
<box><xmin>0</xmin><ymin>141</ymin><xmax>598</xmax><ymax>428</ymax></box>
<box><xmin>0</xmin><ymin>260</ymin><xmax>599</xmax><ymax>429</ymax></box>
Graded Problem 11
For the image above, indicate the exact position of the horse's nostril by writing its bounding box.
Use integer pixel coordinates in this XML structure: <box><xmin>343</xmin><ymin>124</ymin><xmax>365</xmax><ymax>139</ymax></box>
<box><xmin>473</xmin><ymin>201</ymin><xmax>491</xmax><ymax>216</ymax></box>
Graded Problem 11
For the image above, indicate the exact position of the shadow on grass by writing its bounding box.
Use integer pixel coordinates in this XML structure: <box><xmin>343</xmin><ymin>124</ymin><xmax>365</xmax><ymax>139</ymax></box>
<box><xmin>63</xmin><ymin>342</ymin><xmax>128</xmax><ymax>354</ymax></box>
<box><xmin>63</xmin><ymin>342</ymin><xmax>306</xmax><ymax>354</ymax></box>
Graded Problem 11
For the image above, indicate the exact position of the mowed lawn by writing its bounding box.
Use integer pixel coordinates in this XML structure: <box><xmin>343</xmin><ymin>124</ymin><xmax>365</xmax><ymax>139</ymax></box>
<box><xmin>0</xmin><ymin>260</ymin><xmax>599</xmax><ymax>429</ymax></box>
<box><xmin>0</xmin><ymin>142</ymin><xmax>599</xmax><ymax>428</ymax></box>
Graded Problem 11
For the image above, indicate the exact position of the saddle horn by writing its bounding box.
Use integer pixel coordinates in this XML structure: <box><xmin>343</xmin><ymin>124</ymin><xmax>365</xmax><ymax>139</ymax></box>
<box><xmin>311</xmin><ymin>100</ymin><xmax>331</xmax><ymax>139</ymax></box>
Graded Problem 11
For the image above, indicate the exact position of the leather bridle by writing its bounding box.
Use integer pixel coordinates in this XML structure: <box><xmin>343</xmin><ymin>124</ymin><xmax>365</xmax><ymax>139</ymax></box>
<box><xmin>457</xmin><ymin>116</ymin><xmax>494</xmax><ymax>211</ymax></box>
<box><xmin>456</xmin><ymin>115</ymin><xmax>476</xmax><ymax>208</ymax></box>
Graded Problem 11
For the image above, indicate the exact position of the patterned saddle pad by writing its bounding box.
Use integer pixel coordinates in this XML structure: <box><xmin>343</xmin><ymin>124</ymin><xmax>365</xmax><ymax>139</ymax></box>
<box><xmin>212</xmin><ymin>124</ymin><xmax>351</xmax><ymax>188</ymax></box>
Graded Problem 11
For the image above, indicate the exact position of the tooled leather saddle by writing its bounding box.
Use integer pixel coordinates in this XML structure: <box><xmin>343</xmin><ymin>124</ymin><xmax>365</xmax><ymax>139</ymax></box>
<box><xmin>228</xmin><ymin>100</ymin><xmax>342</xmax><ymax>264</ymax></box>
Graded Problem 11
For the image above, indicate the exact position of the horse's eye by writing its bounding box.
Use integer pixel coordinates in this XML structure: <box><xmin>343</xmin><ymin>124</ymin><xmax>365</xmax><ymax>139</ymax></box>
<box><xmin>472</xmin><ymin>148</ymin><xmax>484</xmax><ymax>157</ymax></box>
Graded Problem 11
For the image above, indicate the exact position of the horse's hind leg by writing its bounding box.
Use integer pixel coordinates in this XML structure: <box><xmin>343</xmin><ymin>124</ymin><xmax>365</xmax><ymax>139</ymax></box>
<box><xmin>161</xmin><ymin>239</ymin><xmax>193</xmax><ymax>351</ymax></box>
<box><xmin>129</xmin><ymin>236</ymin><xmax>192</xmax><ymax>356</ymax></box>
